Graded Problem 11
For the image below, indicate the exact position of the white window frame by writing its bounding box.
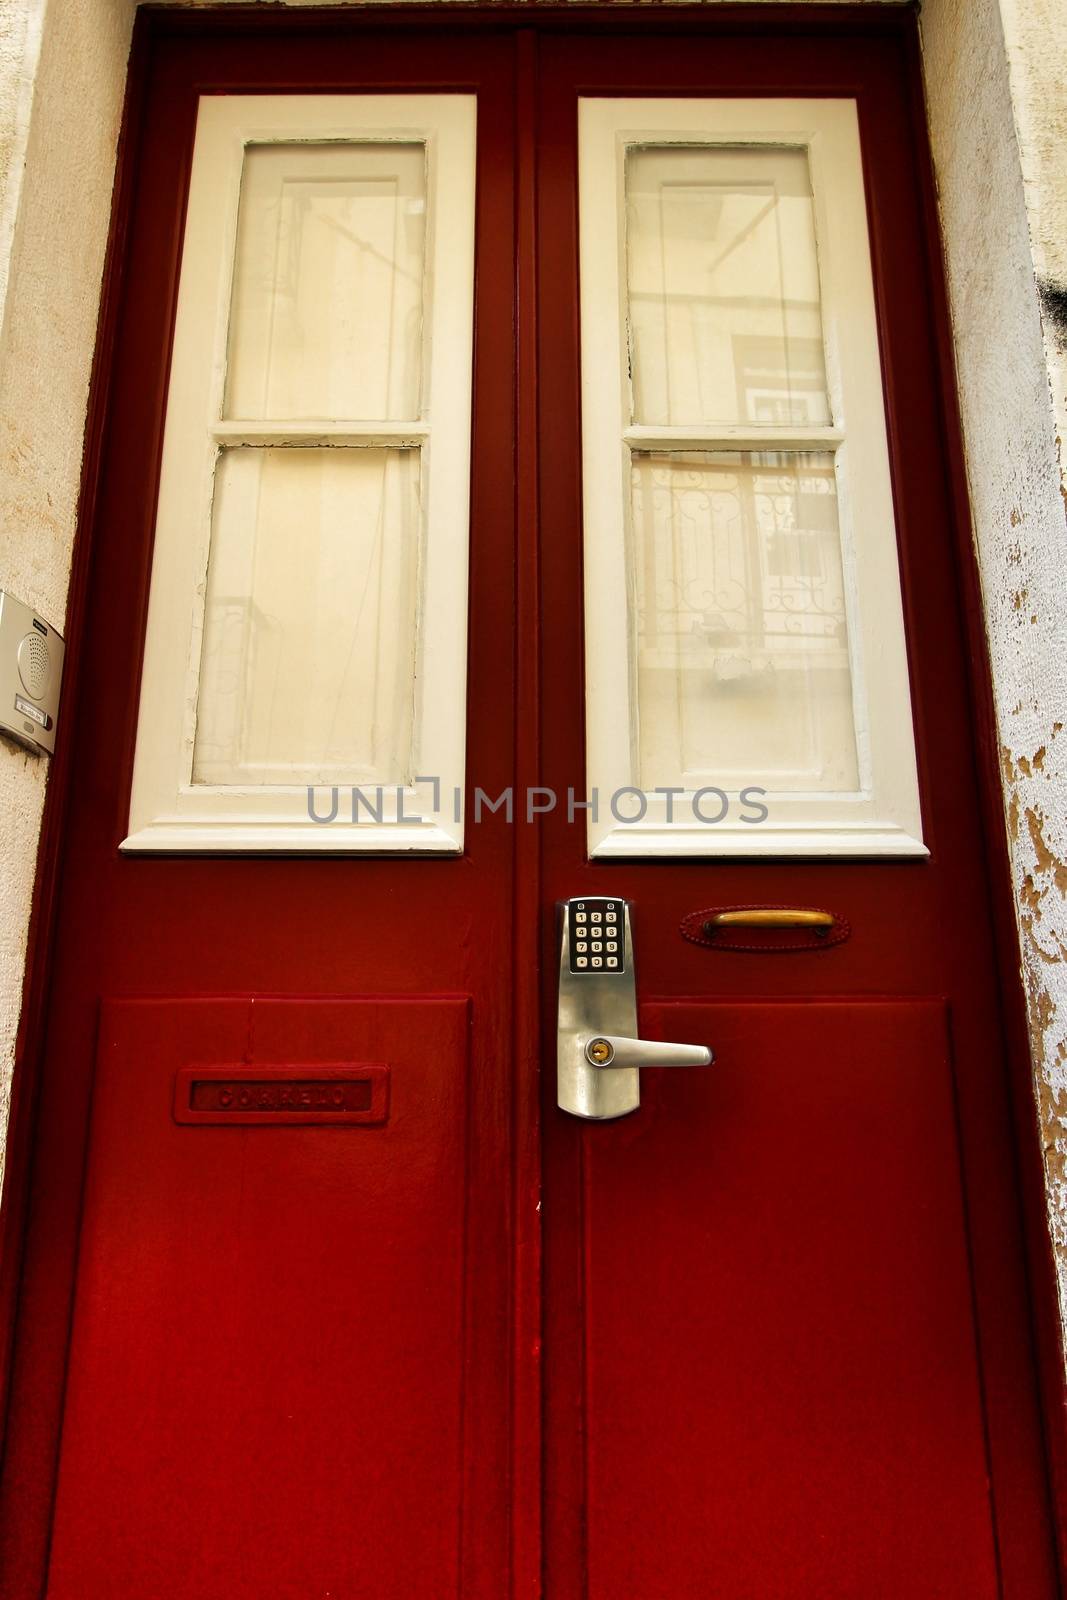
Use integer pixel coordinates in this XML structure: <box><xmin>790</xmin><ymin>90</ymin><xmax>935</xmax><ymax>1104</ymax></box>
<box><xmin>123</xmin><ymin>95</ymin><xmax>476</xmax><ymax>854</ymax></box>
<box><xmin>579</xmin><ymin>98</ymin><xmax>927</xmax><ymax>859</ymax></box>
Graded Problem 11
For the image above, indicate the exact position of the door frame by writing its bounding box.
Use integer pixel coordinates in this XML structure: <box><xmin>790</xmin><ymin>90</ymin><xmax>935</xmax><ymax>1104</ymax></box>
<box><xmin>0</xmin><ymin>7</ymin><xmax>1063</xmax><ymax>1595</ymax></box>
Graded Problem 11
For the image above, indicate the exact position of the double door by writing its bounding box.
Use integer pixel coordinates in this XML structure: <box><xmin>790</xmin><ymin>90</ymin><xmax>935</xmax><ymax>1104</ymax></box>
<box><xmin>0</xmin><ymin>17</ymin><xmax>1058</xmax><ymax>1598</ymax></box>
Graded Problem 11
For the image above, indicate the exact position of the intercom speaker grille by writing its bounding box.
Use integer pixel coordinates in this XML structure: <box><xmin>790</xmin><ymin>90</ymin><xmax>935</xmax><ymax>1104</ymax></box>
<box><xmin>17</xmin><ymin>631</ymin><xmax>51</xmax><ymax>700</ymax></box>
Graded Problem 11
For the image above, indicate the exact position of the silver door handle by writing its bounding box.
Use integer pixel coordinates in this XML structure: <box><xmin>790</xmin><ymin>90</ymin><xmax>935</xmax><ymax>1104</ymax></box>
<box><xmin>584</xmin><ymin>1034</ymin><xmax>713</xmax><ymax>1069</ymax></box>
<box><xmin>557</xmin><ymin>896</ymin><xmax>714</xmax><ymax>1120</ymax></box>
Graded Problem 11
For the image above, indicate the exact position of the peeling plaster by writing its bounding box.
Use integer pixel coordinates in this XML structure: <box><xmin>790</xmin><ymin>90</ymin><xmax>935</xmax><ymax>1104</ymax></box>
<box><xmin>923</xmin><ymin>0</ymin><xmax>1067</xmax><ymax>1329</ymax></box>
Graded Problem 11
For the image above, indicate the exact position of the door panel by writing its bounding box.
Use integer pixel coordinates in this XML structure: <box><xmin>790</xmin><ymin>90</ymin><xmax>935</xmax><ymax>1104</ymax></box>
<box><xmin>537</xmin><ymin>29</ymin><xmax>1059</xmax><ymax>1598</ymax></box>
<box><xmin>0</xmin><ymin>29</ymin><xmax>518</xmax><ymax>1600</ymax></box>
<box><xmin>47</xmin><ymin>996</ymin><xmax>470</xmax><ymax>1600</ymax></box>
<box><xmin>584</xmin><ymin>999</ymin><xmax>996</xmax><ymax>1599</ymax></box>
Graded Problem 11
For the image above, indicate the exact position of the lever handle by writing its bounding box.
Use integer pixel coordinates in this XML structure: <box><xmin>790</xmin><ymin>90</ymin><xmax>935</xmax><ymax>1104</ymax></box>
<box><xmin>557</xmin><ymin>895</ymin><xmax>717</xmax><ymax>1118</ymax></box>
<box><xmin>585</xmin><ymin>1035</ymin><xmax>713</xmax><ymax>1069</ymax></box>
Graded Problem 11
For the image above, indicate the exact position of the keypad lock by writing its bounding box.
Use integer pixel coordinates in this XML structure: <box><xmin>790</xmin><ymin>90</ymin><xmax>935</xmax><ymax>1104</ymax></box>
<box><xmin>567</xmin><ymin>897</ymin><xmax>625</xmax><ymax>974</ymax></box>
<box><xmin>557</xmin><ymin>896</ymin><xmax>713</xmax><ymax>1120</ymax></box>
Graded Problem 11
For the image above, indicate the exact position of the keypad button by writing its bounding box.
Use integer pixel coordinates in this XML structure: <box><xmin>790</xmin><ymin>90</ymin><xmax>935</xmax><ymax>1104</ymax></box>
<box><xmin>576</xmin><ymin>956</ymin><xmax>588</xmax><ymax>968</ymax></box>
<box><xmin>591</xmin><ymin>941</ymin><xmax>602</xmax><ymax>952</ymax></box>
<box><xmin>605</xmin><ymin>912</ymin><xmax>617</xmax><ymax>924</ymax></box>
<box><xmin>606</xmin><ymin>957</ymin><xmax>619</xmax><ymax>969</ymax></box>
<box><xmin>576</xmin><ymin>941</ymin><xmax>587</xmax><ymax>953</ymax></box>
<box><xmin>606</xmin><ymin>940</ymin><xmax>618</xmax><ymax>952</ymax></box>
<box><xmin>575</xmin><ymin>912</ymin><xmax>587</xmax><ymax>924</ymax></box>
<box><xmin>591</xmin><ymin>957</ymin><xmax>603</xmax><ymax>968</ymax></box>
<box><xmin>591</xmin><ymin>912</ymin><xmax>602</xmax><ymax>923</ymax></box>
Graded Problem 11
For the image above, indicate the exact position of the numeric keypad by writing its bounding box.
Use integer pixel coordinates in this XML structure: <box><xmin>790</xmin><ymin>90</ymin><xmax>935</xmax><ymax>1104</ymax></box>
<box><xmin>567</xmin><ymin>899</ymin><xmax>624</xmax><ymax>973</ymax></box>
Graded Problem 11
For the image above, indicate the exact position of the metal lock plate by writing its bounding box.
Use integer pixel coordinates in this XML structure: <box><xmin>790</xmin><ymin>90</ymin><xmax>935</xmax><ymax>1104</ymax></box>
<box><xmin>557</xmin><ymin>896</ymin><xmax>714</xmax><ymax>1120</ymax></box>
<box><xmin>557</xmin><ymin>897</ymin><xmax>640</xmax><ymax>1120</ymax></box>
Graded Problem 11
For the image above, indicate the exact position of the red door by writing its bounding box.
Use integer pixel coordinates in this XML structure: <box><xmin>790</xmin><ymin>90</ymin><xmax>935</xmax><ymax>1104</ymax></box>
<box><xmin>535</xmin><ymin>31</ymin><xmax>1061</xmax><ymax>1599</ymax></box>
<box><xmin>0</xmin><ymin>14</ymin><xmax>1059</xmax><ymax>1600</ymax></box>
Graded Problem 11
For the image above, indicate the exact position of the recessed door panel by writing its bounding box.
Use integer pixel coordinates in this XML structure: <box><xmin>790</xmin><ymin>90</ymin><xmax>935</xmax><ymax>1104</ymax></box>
<box><xmin>583</xmin><ymin>1000</ymin><xmax>997</xmax><ymax>1599</ymax></box>
<box><xmin>45</xmin><ymin>995</ymin><xmax>470</xmax><ymax>1600</ymax></box>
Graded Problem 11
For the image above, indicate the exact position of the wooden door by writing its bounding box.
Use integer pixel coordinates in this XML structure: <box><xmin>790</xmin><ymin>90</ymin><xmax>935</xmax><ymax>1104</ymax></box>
<box><xmin>0</xmin><ymin>14</ymin><xmax>1059</xmax><ymax>1600</ymax></box>
<box><xmin>535</xmin><ymin>27</ymin><xmax>1061</xmax><ymax>1600</ymax></box>
<box><xmin>0</xmin><ymin>26</ymin><xmax>521</xmax><ymax>1600</ymax></box>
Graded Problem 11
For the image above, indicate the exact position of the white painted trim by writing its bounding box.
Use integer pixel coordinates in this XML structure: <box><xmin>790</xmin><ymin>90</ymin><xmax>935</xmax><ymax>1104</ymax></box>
<box><xmin>123</xmin><ymin>94</ymin><xmax>476</xmax><ymax>854</ymax></box>
<box><xmin>591</xmin><ymin>827</ymin><xmax>928</xmax><ymax>860</ymax></box>
<box><xmin>623</xmin><ymin>424</ymin><xmax>846</xmax><ymax>451</ymax></box>
<box><xmin>122</xmin><ymin>818</ymin><xmax>460</xmax><ymax>855</ymax></box>
<box><xmin>578</xmin><ymin>97</ymin><xmax>926</xmax><ymax>859</ymax></box>
<box><xmin>211</xmin><ymin>421</ymin><xmax>431</xmax><ymax>445</ymax></box>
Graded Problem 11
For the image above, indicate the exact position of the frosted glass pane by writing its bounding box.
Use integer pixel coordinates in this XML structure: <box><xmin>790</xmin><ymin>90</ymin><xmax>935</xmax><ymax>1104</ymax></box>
<box><xmin>631</xmin><ymin>452</ymin><xmax>858</xmax><ymax>792</ymax></box>
<box><xmin>225</xmin><ymin>143</ymin><xmax>426</xmax><ymax>421</ymax></box>
<box><xmin>193</xmin><ymin>447</ymin><xmax>420</xmax><ymax>786</ymax></box>
<box><xmin>626</xmin><ymin>146</ymin><xmax>830</xmax><ymax>427</ymax></box>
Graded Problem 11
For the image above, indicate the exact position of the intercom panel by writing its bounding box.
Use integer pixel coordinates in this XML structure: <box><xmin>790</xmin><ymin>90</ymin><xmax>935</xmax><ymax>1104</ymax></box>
<box><xmin>0</xmin><ymin>590</ymin><xmax>64</xmax><ymax>756</ymax></box>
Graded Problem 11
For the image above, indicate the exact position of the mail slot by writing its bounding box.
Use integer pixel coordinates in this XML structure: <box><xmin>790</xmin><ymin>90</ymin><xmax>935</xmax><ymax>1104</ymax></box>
<box><xmin>173</xmin><ymin>1064</ymin><xmax>390</xmax><ymax>1126</ymax></box>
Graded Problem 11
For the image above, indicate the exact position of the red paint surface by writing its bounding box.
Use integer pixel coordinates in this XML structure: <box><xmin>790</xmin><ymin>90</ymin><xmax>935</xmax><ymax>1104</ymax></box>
<box><xmin>536</xmin><ymin>26</ymin><xmax>1060</xmax><ymax>1598</ymax></box>
<box><xmin>0</xmin><ymin>12</ymin><xmax>1060</xmax><ymax>1600</ymax></box>
<box><xmin>587</xmin><ymin>1001</ymin><xmax>996</xmax><ymax>1597</ymax></box>
<box><xmin>0</xmin><ymin>27</ymin><xmax>518</xmax><ymax>1598</ymax></box>
<box><xmin>48</xmin><ymin>999</ymin><xmax>469</xmax><ymax>1599</ymax></box>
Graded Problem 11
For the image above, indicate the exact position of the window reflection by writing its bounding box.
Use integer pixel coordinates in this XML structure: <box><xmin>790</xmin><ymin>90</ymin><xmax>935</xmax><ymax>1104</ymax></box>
<box><xmin>631</xmin><ymin>452</ymin><xmax>859</xmax><ymax>792</ymax></box>
<box><xmin>626</xmin><ymin>146</ymin><xmax>831</xmax><ymax>427</ymax></box>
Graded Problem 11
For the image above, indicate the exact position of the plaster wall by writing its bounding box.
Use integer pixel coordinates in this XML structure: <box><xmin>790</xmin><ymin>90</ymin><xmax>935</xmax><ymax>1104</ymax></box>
<box><xmin>920</xmin><ymin>0</ymin><xmax>1067</xmax><ymax>1320</ymax></box>
<box><xmin>1001</xmin><ymin>0</ymin><xmax>1067</xmax><ymax>454</ymax></box>
<box><xmin>0</xmin><ymin>0</ymin><xmax>136</xmax><ymax>1175</ymax></box>
<box><xmin>0</xmin><ymin>0</ymin><xmax>1066</xmax><ymax>1350</ymax></box>
<box><xmin>0</xmin><ymin>0</ymin><xmax>43</xmax><ymax>326</ymax></box>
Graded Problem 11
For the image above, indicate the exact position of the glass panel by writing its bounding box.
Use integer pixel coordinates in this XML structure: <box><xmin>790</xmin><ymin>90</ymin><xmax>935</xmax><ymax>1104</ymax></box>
<box><xmin>225</xmin><ymin>142</ymin><xmax>426</xmax><ymax>421</ymax></box>
<box><xmin>630</xmin><ymin>451</ymin><xmax>858</xmax><ymax>792</ymax></box>
<box><xmin>193</xmin><ymin>447</ymin><xmax>421</xmax><ymax>786</ymax></box>
<box><xmin>625</xmin><ymin>146</ymin><xmax>830</xmax><ymax>427</ymax></box>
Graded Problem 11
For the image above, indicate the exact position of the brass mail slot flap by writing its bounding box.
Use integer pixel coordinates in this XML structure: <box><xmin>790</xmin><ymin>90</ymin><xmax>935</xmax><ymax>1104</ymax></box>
<box><xmin>174</xmin><ymin>1064</ymin><xmax>390</xmax><ymax>1126</ymax></box>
